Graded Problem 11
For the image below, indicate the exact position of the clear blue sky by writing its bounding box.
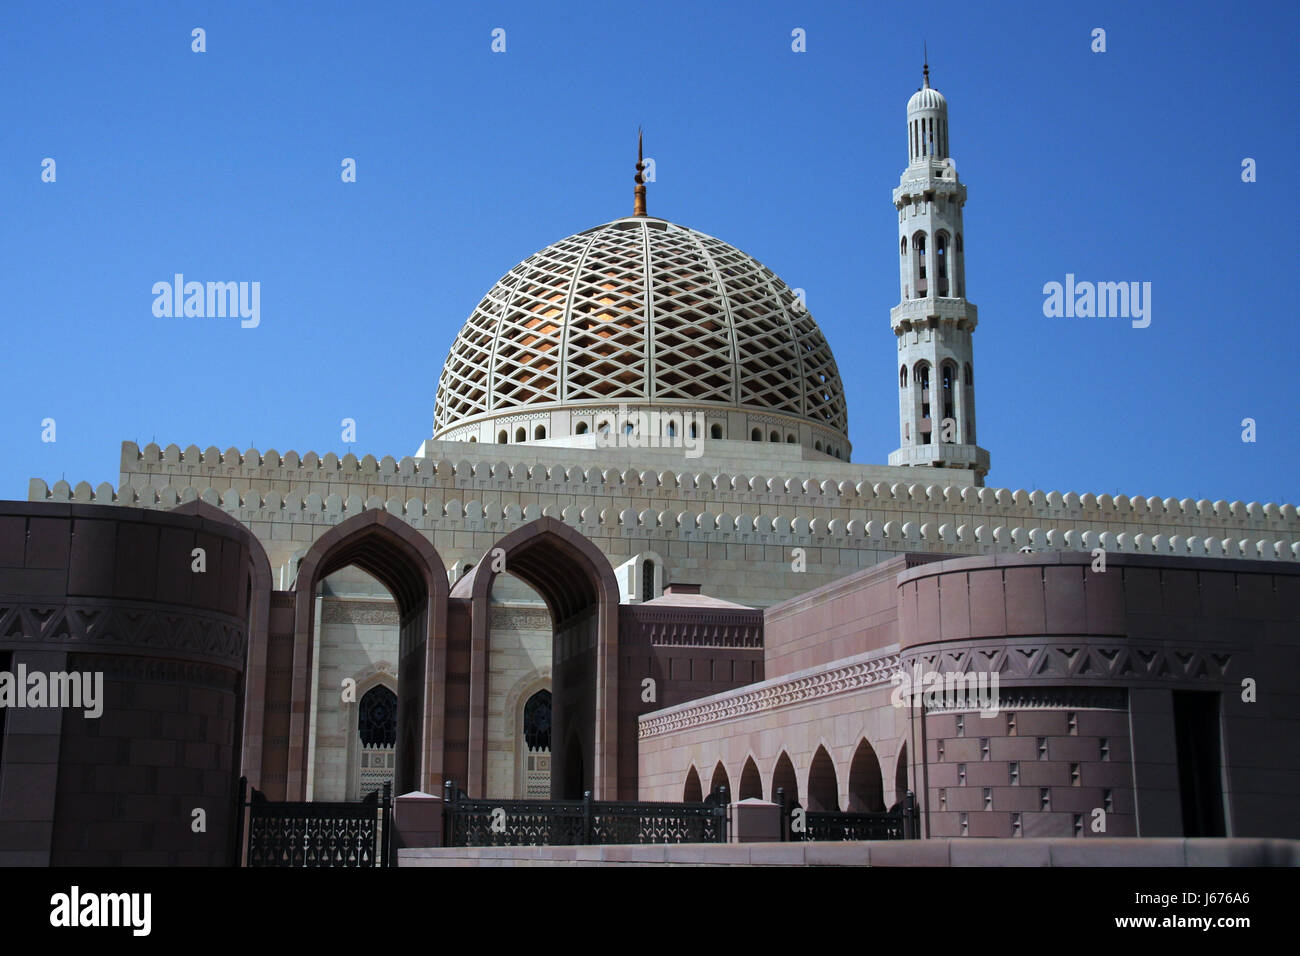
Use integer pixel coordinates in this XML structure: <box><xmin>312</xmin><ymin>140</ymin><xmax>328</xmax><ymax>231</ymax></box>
<box><xmin>2</xmin><ymin>0</ymin><xmax>1296</xmax><ymax>505</ymax></box>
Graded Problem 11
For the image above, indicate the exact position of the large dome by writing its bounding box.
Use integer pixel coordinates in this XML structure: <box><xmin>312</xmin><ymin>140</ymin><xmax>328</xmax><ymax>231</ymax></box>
<box><xmin>433</xmin><ymin>216</ymin><xmax>850</xmax><ymax>457</ymax></box>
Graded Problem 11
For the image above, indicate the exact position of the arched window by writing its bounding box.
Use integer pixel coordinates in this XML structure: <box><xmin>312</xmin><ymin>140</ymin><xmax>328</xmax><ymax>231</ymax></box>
<box><xmin>900</xmin><ymin>236</ymin><xmax>907</xmax><ymax>255</ymax></box>
<box><xmin>916</xmin><ymin>362</ymin><xmax>932</xmax><ymax>445</ymax></box>
<box><xmin>521</xmin><ymin>689</ymin><xmax>552</xmax><ymax>798</ymax></box>
<box><xmin>469</xmin><ymin>436</ymin><xmax>477</xmax><ymax>442</ymax></box>
<box><xmin>524</xmin><ymin>690</ymin><xmax>551</xmax><ymax>751</ymax></box>
<box><xmin>515</xmin><ymin>427</ymin><xmax>526</xmax><ymax>442</ymax></box>
<box><xmin>942</xmin><ymin>362</ymin><xmax>956</xmax><ymax>438</ymax></box>
<box><xmin>575</xmin><ymin>421</ymin><xmax>588</xmax><ymax>435</ymax></box>
<box><xmin>359</xmin><ymin>685</ymin><xmax>397</xmax><ymax>747</ymax></box>
<box><xmin>710</xmin><ymin>423</ymin><xmax>723</xmax><ymax>439</ymax></box>
<box><xmin>769</xmin><ymin>430</ymin><xmax>779</xmax><ymax>442</ymax></box>
<box><xmin>964</xmin><ymin>363</ymin><xmax>976</xmax><ymax>443</ymax></box>
<box><xmin>900</xmin><ymin>365</ymin><xmax>908</xmax><ymax>388</ymax></box>
<box><xmin>598</xmin><ymin>421</ymin><xmax>610</xmax><ymax>436</ymax></box>
<box><xmin>955</xmin><ymin>233</ymin><xmax>964</xmax><ymax>296</ymax></box>
<box><xmin>912</xmin><ymin>232</ymin><xmax>927</xmax><ymax>297</ymax></box>
<box><xmin>534</xmin><ymin>424</ymin><xmax>546</xmax><ymax>440</ymax></box>
<box><xmin>498</xmin><ymin>430</ymin><xmax>508</xmax><ymax>444</ymax></box>
<box><xmin>751</xmin><ymin>428</ymin><xmax>762</xmax><ymax>442</ymax></box>
<box><xmin>641</xmin><ymin>558</ymin><xmax>656</xmax><ymax>602</ymax></box>
<box><xmin>666</xmin><ymin>420</ymin><xmax>677</xmax><ymax>437</ymax></box>
<box><xmin>814</xmin><ymin>440</ymin><xmax>822</xmax><ymax>452</ymax></box>
<box><xmin>936</xmin><ymin>232</ymin><xmax>949</xmax><ymax>296</ymax></box>
<box><xmin>786</xmin><ymin>434</ymin><xmax>796</xmax><ymax>443</ymax></box>
<box><xmin>357</xmin><ymin>684</ymin><xmax>397</xmax><ymax>799</ymax></box>
<box><xmin>688</xmin><ymin>422</ymin><xmax>698</xmax><ymax>439</ymax></box>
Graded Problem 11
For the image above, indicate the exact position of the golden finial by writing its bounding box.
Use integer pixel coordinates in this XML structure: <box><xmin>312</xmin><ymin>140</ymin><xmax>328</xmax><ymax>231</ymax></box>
<box><xmin>634</xmin><ymin>127</ymin><xmax>647</xmax><ymax>217</ymax></box>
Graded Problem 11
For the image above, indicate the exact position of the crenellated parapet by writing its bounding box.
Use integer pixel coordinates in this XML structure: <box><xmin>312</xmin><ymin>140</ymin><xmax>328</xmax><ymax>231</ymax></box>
<box><xmin>29</xmin><ymin>443</ymin><xmax>1300</xmax><ymax>565</ymax></box>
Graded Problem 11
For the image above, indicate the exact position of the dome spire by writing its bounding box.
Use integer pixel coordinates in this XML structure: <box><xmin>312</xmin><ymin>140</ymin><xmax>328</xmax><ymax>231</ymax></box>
<box><xmin>634</xmin><ymin>127</ymin><xmax>647</xmax><ymax>217</ymax></box>
<box><xmin>923</xmin><ymin>43</ymin><xmax>930</xmax><ymax>88</ymax></box>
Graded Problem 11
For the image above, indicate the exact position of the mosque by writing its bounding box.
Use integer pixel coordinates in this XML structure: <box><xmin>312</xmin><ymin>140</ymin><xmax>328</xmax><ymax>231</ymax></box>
<box><xmin>2</xmin><ymin>66</ymin><xmax>1297</xmax><ymax>865</ymax></box>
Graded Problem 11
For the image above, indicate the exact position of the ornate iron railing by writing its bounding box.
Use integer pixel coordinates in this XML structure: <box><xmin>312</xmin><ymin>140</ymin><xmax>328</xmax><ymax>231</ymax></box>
<box><xmin>776</xmin><ymin>788</ymin><xmax>919</xmax><ymax>841</ymax></box>
<box><xmin>443</xmin><ymin>781</ymin><xmax>728</xmax><ymax>846</ymax></box>
<box><xmin>235</xmin><ymin>777</ymin><xmax>394</xmax><ymax>867</ymax></box>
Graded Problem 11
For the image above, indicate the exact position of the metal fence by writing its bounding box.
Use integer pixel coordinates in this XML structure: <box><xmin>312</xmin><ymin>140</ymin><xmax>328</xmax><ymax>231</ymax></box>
<box><xmin>442</xmin><ymin>780</ymin><xmax>729</xmax><ymax>846</ymax></box>
<box><xmin>776</xmin><ymin>788</ymin><xmax>919</xmax><ymax>841</ymax></box>
<box><xmin>235</xmin><ymin>777</ymin><xmax>394</xmax><ymax>867</ymax></box>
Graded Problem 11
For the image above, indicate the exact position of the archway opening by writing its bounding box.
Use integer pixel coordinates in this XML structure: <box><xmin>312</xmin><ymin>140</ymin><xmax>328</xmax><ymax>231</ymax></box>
<box><xmin>293</xmin><ymin>512</ymin><xmax>448</xmax><ymax>801</ymax></box>
<box><xmin>709</xmin><ymin>761</ymin><xmax>731</xmax><ymax>803</ymax></box>
<box><xmin>564</xmin><ymin>735</ymin><xmax>585</xmax><ymax>798</ymax></box>
<box><xmin>807</xmin><ymin>745</ymin><xmax>840</xmax><ymax>811</ymax></box>
<box><xmin>739</xmin><ymin>757</ymin><xmax>763</xmax><ymax>800</ymax></box>
<box><xmin>683</xmin><ymin>766</ymin><xmax>703</xmax><ymax>803</ymax></box>
<box><xmin>772</xmin><ymin>752</ymin><xmax>799</xmax><ymax>808</ymax></box>
<box><xmin>848</xmin><ymin>739</ymin><xmax>886</xmax><ymax>812</ymax></box>
<box><xmin>894</xmin><ymin>742</ymin><xmax>909</xmax><ymax>804</ymax></box>
<box><xmin>457</xmin><ymin>518</ymin><xmax>619</xmax><ymax>799</ymax></box>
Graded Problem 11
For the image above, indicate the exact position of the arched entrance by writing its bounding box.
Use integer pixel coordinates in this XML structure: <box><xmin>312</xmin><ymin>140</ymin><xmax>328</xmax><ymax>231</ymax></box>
<box><xmin>848</xmin><ymin>739</ymin><xmax>886</xmax><ymax>812</ymax></box>
<box><xmin>739</xmin><ymin>757</ymin><xmax>763</xmax><ymax>800</ymax></box>
<box><xmin>709</xmin><ymin>761</ymin><xmax>731</xmax><ymax>802</ymax></box>
<box><xmin>456</xmin><ymin>517</ymin><xmax>619</xmax><ymax>798</ymax></box>
<box><xmin>292</xmin><ymin>511</ymin><xmax>448</xmax><ymax>798</ymax></box>
<box><xmin>683</xmin><ymin>766</ymin><xmax>703</xmax><ymax>803</ymax></box>
<box><xmin>807</xmin><ymin>745</ymin><xmax>840</xmax><ymax>812</ymax></box>
<box><xmin>772</xmin><ymin>752</ymin><xmax>799</xmax><ymax>808</ymax></box>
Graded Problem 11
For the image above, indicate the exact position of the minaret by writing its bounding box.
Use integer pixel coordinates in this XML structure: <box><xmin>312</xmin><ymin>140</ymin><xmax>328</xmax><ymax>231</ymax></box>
<box><xmin>888</xmin><ymin>59</ymin><xmax>990</xmax><ymax>483</ymax></box>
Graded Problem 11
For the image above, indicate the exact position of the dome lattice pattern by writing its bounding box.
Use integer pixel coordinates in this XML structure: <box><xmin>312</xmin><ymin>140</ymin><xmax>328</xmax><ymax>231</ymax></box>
<box><xmin>434</xmin><ymin>217</ymin><xmax>849</xmax><ymax>442</ymax></box>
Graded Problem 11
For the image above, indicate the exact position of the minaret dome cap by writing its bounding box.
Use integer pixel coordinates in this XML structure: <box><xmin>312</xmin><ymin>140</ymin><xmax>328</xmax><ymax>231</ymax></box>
<box><xmin>908</xmin><ymin>85</ymin><xmax>947</xmax><ymax>113</ymax></box>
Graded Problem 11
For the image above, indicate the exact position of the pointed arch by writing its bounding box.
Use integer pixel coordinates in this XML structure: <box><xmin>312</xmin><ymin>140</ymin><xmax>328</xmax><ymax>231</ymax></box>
<box><xmin>739</xmin><ymin>755</ymin><xmax>763</xmax><ymax>800</ymax></box>
<box><xmin>807</xmin><ymin>745</ymin><xmax>840</xmax><ymax>811</ymax></box>
<box><xmin>457</xmin><ymin>516</ymin><xmax>620</xmax><ymax>798</ymax></box>
<box><xmin>293</xmin><ymin>509</ymin><xmax>449</xmax><ymax>799</ymax></box>
<box><xmin>772</xmin><ymin>751</ymin><xmax>799</xmax><ymax>808</ymax></box>
<box><xmin>709</xmin><ymin>761</ymin><xmax>731</xmax><ymax>802</ymax></box>
<box><xmin>683</xmin><ymin>765</ymin><xmax>703</xmax><ymax>803</ymax></box>
<box><xmin>848</xmin><ymin>738</ymin><xmax>886</xmax><ymax>812</ymax></box>
<box><xmin>895</xmin><ymin>741</ymin><xmax>910</xmax><ymax>803</ymax></box>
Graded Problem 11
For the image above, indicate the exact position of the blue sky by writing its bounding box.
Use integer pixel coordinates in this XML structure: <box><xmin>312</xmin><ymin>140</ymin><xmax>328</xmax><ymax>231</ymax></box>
<box><xmin>2</xmin><ymin>0</ymin><xmax>1296</xmax><ymax>505</ymax></box>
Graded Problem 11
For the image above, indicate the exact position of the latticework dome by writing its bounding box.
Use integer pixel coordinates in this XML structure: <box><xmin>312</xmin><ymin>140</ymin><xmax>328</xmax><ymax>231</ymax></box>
<box><xmin>433</xmin><ymin>216</ymin><xmax>850</xmax><ymax>456</ymax></box>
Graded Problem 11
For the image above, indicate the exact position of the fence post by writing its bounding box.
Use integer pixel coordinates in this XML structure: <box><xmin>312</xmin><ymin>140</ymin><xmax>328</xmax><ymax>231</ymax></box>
<box><xmin>582</xmin><ymin>790</ymin><xmax>593</xmax><ymax>845</ymax></box>
<box><xmin>776</xmin><ymin>787</ymin><xmax>786</xmax><ymax>843</ymax></box>
<box><xmin>381</xmin><ymin>780</ymin><xmax>393</xmax><ymax>866</ymax></box>
<box><xmin>717</xmin><ymin>785</ymin><xmax>729</xmax><ymax>843</ymax></box>
<box><xmin>904</xmin><ymin>790</ymin><xmax>917</xmax><ymax>839</ymax></box>
<box><xmin>443</xmin><ymin>780</ymin><xmax>455</xmax><ymax>847</ymax></box>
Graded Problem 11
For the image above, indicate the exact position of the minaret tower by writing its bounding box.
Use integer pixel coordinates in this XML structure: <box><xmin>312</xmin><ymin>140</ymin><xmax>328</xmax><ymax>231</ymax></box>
<box><xmin>888</xmin><ymin>58</ymin><xmax>990</xmax><ymax>483</ymax></box>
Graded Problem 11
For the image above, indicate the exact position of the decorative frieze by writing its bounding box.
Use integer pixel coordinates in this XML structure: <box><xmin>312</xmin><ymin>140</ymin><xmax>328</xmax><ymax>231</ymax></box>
<box><xmin>639</xmin><ymin>651</ymin><xmax>900</xmax><ymax>738</ymax></box>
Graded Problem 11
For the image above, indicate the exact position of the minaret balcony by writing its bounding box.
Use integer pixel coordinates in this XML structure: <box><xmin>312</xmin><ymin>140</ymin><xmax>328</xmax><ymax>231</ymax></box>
<box><xmin>889</xmin><ymin>442</ymin><xmax>990</xmax><ymax>473</ymax></box>
<box><xmin>891</xmin><ymin>297</ymin><xmax>978</xmax><ymax>332</ymax></box>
